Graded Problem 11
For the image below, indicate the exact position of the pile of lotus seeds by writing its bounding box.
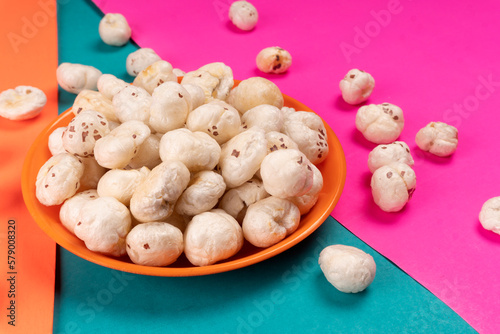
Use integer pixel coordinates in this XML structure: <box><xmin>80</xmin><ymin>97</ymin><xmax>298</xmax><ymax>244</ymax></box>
<box><xmin>3</xmin><ymin>0</ymin><xmax>498</xmax><ymax>294</ymax></box>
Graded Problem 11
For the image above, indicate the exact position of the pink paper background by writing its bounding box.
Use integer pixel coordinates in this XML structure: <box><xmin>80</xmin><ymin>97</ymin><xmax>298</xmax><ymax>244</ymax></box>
<box><xmin>94</xmin><ymin>0</ymin><xmax>500</xmax><ymax>332</ymax></box>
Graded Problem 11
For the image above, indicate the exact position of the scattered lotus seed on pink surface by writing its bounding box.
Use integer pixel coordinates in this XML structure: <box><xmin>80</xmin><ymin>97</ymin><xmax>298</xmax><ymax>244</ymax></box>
<box><xmin>229</xmin><ymin>0</ymin><xmax>258</xmax><ymax>31</ymax></box>
<box><xmin>256</xmin><ymin>47</ymin><xmax>292</xmax><ymax>74</ymax></box>
<box><xmin>339</xmin><ymin>69</ymin><xmax>375</xmax><ymax>105</ymax></box>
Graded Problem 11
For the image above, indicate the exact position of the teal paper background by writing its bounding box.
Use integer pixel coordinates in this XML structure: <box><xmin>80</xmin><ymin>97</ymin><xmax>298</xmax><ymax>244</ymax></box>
<box><xmin>54</xmin><ymin>1</ymin><xmax>476</xmax><ymax>333</ymax></box>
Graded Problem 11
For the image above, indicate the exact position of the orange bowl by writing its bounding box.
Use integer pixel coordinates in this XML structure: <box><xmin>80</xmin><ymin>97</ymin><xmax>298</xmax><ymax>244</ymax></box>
<box><xmin>21</xmin><ymin>92</ymin><xmax>346</xmax><ymax>277</ymax></box>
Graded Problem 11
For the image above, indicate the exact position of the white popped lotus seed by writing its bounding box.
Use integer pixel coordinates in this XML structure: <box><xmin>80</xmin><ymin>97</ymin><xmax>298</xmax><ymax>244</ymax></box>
<box><xmin>265</xmin><ymin>131</ymin><xmax>299</xmax><ymax>153</ymax></box>
<box><xmin>127</xmin><ymin>133</ymin><xmax>162</xmax><ymax>170</ymax></box>
<box><xmin>129</xmin><ymin>161</ymin><xmax>190</xmax><ymax>223</ymax></box>
<box><xmin>186</xmin><ymin>100</ymin><xmax>241</xmax><ymax>145</ymax></box>
<box><xmin>229</xmin><ymin>1</ymin><xmax>258</xmax><ymax>31</ymax></box>
<box><xmin>339</xmin><ymin>69</ymin><xmax>375</xmax><ymax>105</ymax></box>
<box><xmin>227</xmin><ymin>77</ymin><xmax>284</xmax><ymax>114</ymax></box>
<box><xmin>319</xmin><ymin>245</ymin><xmax>376</xmax><ymax>293</ymax></box>
<box><xmin>282</xmin><ymin>111</ymin><xmax>329</xmax><ymax>165</ymax></box>
<box><xmin>56</xmin><ymin>63</ymin><xmax>102</xmax><ymax>94</ymax></box>
<box><xmin>415</xmin><ymin>121</ymin><xmax>458</xmax><ymax>157</ymax></box>
<box><xmin>241</xmin><ymin>104</ymin><xmax>284</xmax><ymax>133</ymax></box>
<box><xmin>79</xmin><ymin>157</ymin><xmax>108</xmax><ymax>190</ymax></box>
<box><xmin>479</xmin><ymin>197</ymin><xmax>500</xmax><ymax>235</ymax></box>
<box><xmin>112</xmin><ymin>85</ymin><xmax>152</xmax><ymax>125</ymax></box>
<box><xmin>256</xmin><ymin>47</ymin><xmax>292</xmax><ymax>74</ymax></box>
<box><xmin>48</xmin><ymin>127</ymin><xmax>67</xmax><ymax>155</ymax></box>
<box><xmin>60</xmin><ymin>189</ymin><xmax>98</xmax><ymax>234</ymax></box>
<box><xmin>159</xmin><ymin>128</ymin><xmax>221</xmax><ymax>173</ymax></box>
<box><xmin>97</xmin><ymin>74</ymin><xmax>129</xmax><ymax>100</ymax></box>
<box><xmin>367</xmin><ymin>141</ymin><xmax>414</xmax><ymax>173</ymax></box>
<box><xmin>72</xmin><ymin>89</ymin><xmax>118</xmax><ymax>122</ymax></box>
<box><xmin>74</xmin><ymin>196</ymin><xmax>132</xmax><ymax>257</ymax></box>
<box><xmin>181</xmin><ymin>70</ymin><xmax>218</xmax><ymax>102</ymax></box>
<box><xmin>219</xmin><ymin>127</ymin><xmax>268</xmax><ymax>188</ymax></box>
<box><xmin>242</xmin><ymin>196</ymin><xmax>300</xmax><ymax>248</ymax></box>
<box><xmin>94</xmin><ymin>120</ymin><xmax>151</xmax><ymax>169</ymax></box>
<box><xmin>181</xmin><ymin>83</ymin><xmax>205</xmax><ymax>110</ymax></box>
<box><xmin>181</xmin><ymin>62</ymin><xmax>234</xmax><ymax>102</ymax></box>
<box><xmin>126</xmin><ymin>222</ymin><xmax>184</xmax><ymax>266</ymax></box>
<box><xmin>35</xmin><ymin>153</ymin><xmax>84</xmax><ymax>206</ymax></box>
<box><xmin>184</xmin><ymin>209</ymin><xmax>243</xmax><ymax>266</ymax></box>
<box><xmin>0</xmin><ymin>85</ymin><xmax>46</xmax><ymax>120</ymax></box>
<box><xmin>133</xmin><ymin>60</ymin><xmax>177</xmax><ymax>95</ymax></box>
<box><xmin>126</xmin><ymin>48</ymin><xmax>162</xmax><ymax>77</ymax></box>
<box><xmin>98</xmin><ymin>13</ymin><xmax>131</xmax><ymax>46</ymax></box>
<box><xmin>371</xmin><ymin>162</ymin><xmax>416</xmax><ymax>212</ymax></box>
<box><xmin>260</xmin><ymin>149</ymin><xmax>314</xmax><ymax>199</ymax></box>
<box><xmin>175</xmin><ymin>171</ymin><xmax>226</xmax><ymax>216</ymax></box>
<box><xmin>355</xmin><ymin>103</ymin><xmax>404</xmax><ymax>144</ymax></box>
<box><xmin>288</xmin><ymin>163</ymin><xmax>323</xmax><ymax>215</ymax></box>
<box><xmin>97</xmin><ymin>167</ymin><xmax>150</xmax><ymax>206</ymax></box>
<box><xmin>150</xmin><ymin>81</ymin><xmax>192</xmax><ymax>133</ymax></box>
<box><xmin>62</xmin><ymin>110</ymin><xmax>110</xmax><ymax>158</ymax></box>
<box><xmin>218</xmin><ymin>178</ymin><xmax>269</xmax><ymax>223</ymax></box>
<box><xmin>197</xmin><ymin>62</ymin><xmax>234</xmax><ymax>101</ymax></box>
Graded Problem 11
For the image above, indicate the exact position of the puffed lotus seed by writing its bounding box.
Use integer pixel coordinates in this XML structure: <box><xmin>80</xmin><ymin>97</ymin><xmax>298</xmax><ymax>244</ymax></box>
<box><xmin>112</xmin><ymin>85</ymin><xmax>152</xmax><ymax>125</ymax></box>
<box><xmin>60</xmin><ymin>190</ymin><xmax>98</xmax><ymax>234</ymax></box>
<box><xmin>93</xmin><ymin>120</ymin><xmax>151</xmax><ymax>169</ymax></box>
<box><xmin>229</xmin><ymin>1</ymin><xmax>258</xmax><ymax>31</ymax></box>
<box><xmin>0</xmin><ymin>85</ymin><xmax>46</xmax><ymax>120</ymax></box>
<box><xmin>371</xmin><ymin>162</ymin><xmax>416</xmax><ymax>212</ymax></box>
<box><xmin>319</xmin><ymin>245</ymin><xmax>376</xmax><ymax>293</ymax></box>
<box><xmin>133</xmin><ymin>60</ymin><xmax>177</xmax><ymax>95</ymax></box>
<box><xmin>97</xmin><ymin>167</ymin><xmax>150</xmax><ymax>206</ymax></box>
<box><xmin>97</xmin><ymin>74</ymin><xmax>129</xmax><ymax>100</ymax></box>
<box><xmin>367</xmin><ymin>141</ymin><xmax>414</xmax><ymax>173</ymax></box>
<box><xmin>150</xmin><ymin>81</ymin><xmax>192</xmax><ymax>133</ymax></box>
<box><xmin>129</xmin><ymin>161</ymin><xmax>190</xmax><ymax>223</ymax></box>
<box><xmin>241</xmin><ymin>104</ymin><xmax>284</xmax><ymax>133</ymax></box>
<box><xmin>98</xmin><ymin>13</ymin><xmax>131</xmax><ymax>46</ymax></box>
<box><xmin>56</xmin><ymin>63</ymin><xmax>102</xmax><ymax>94</ymax></box>
<box><xmin>159</xmin><ymin>128</ymin><xmax>221</xmax><ymax>173</ymax></box>
<box><xmin>218</xmin><ymin>178</ymin><xmax>269</xmax><ymax>223</ymax></box>
<box><xmin>282</xmin><ymin>111</ymin><xmax>329</xmax><ymax>165</ymax></box>
<box><xmin>356</xmin><ymin>103</ymin><xmax>404</xmax><ymax>144</ymax></box>
<box><xmin>415</xmin><ymin>121</ymin><xmax>458</xmax><ymax>157</ymax></box>
<box><xmin>339</xmin><ymin>69</ymin><xmax>375</xmax><ymax>105</ymax></box>
<box><xmin>479</xmin><ymin>197</ymin><xmax>500</xmax><ymax>235</ymax></box>
<box><xmin>62</xmin><ymin>110</ymin><xmax>110</xmax><ymax>158</ymax></box>
<box><xmin>242</xmin><ymin>197</ymin><xmax>300</xmax><ymax>248</ymax></box>
<box><xmin>260</xmin><ymin>149</ymin><xmax>314</xmax><ymax>199</ymax></box>
<box><xmin>126</xmin><ymin>48</ymin><xmax>162</xmax><ymax>77</ymax></box>
<box><xmin>35</xmin><ymin>153</ymin><xmax>84</xmax><ymax>206</ymax></box>
<box><xmin>219</xmin><ymin>127</ymin><xmax>268</xmax><ymax>188</ymax></box>
<box><xmin>175</xmin><ymin>171</ymin><xmax>226</xmax><ymax>216</ymax></box>
<box><xmin>184</xmin><ymin>209</ymin><xmax>243</xmax><ymax>266</ymax></box>
<box><xmin>185</xmin><ymin>100</ymin><xmax>241</xmax><ymax>145</ymax></box>
<box><xmin>126</xmin><ymin>222</ymin><xmax>184</xmax><ymax>267</ymax></box>
<box><xmin>256</xmin><ymin>47</ymin><xmax>292</xmax><ymax>74</ymax></box>
<box><xmin>74</xmin><ymin>196</ymin><xmax>132</xmax><ymax>257</ymax></box>
<box><xmin>227</xmin><ymin>77</ymin><xmax>284</xmax><ymax>114</ymax></box>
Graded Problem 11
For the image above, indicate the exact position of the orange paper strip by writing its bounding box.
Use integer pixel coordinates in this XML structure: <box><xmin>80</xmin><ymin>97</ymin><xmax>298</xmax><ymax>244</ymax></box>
<box><xmin>0</xmin><ymin>0</ymin><xmax>58</xmax><ymax>333</ymax></box>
